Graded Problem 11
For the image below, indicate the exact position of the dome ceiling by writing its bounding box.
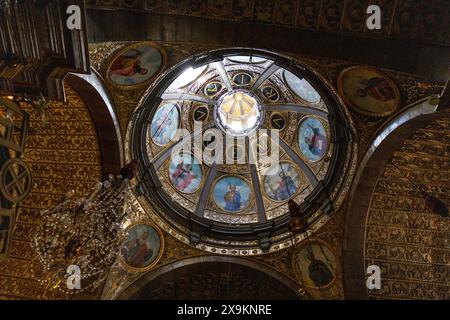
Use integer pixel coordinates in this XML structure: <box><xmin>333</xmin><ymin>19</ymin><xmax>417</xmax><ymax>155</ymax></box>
<box><xmin>129</xmin><ymin>48</ymin><xmax>357</xmax><ymax>254</ymax></box>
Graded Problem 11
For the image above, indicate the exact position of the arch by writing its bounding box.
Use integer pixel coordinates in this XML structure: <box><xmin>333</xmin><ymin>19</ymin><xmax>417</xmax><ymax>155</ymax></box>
<box><xmin>116</xmin><ymin>255</ymin><xmax>308</xmax><ymax>300</ymax></box>
<box><xmin>342</xmin><ymin>97</ymin><xmax>447</xmax><ymax>299</ymax></box>
<box><xmin>65</xmin><ymin>70</ymin><xmax>124</xmax><ymax>178</ymax></box>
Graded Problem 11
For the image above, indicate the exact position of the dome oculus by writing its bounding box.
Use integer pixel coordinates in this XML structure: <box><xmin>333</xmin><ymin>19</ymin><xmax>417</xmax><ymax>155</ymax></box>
<box><xmin>215</xmin><ymin>90</ymin><xmax>263</xmax><ymax>136</ymax></box>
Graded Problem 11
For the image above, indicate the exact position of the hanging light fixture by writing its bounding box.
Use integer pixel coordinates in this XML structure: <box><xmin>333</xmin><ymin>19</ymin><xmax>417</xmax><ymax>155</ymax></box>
<box><xmin>32</xmin><ymin>161</ymin><xmax>139</xmax><ymax>294</ymax></box>
<box><xmin>288</xmin><ymin>199</ymin><xmax>308</xmax><ymax>235</ymax></box>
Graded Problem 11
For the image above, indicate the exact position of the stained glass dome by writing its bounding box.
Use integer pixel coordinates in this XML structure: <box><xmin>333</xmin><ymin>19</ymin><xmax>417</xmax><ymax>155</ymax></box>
<box><xmin>129</xmin><ymin>48</ymin><xmax>357</xmax><ymax>254</ymax></box>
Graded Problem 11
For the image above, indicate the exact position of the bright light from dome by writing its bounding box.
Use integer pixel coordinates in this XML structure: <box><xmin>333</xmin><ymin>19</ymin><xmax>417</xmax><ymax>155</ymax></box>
<box><xmin>170</xmin><ymin>65</ymin><xmax>208</xmax><ymax>89</ymax></box>
<box><xmin>216</xmin><ymin>90</ymin><xmax>262</xmax><ymax>136</ymax></box>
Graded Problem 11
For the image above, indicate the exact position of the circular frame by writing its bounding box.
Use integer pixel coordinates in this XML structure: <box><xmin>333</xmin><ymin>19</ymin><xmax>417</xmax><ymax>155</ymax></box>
<box><xmin>203</xmin><ymin>81</ymin><xmax>224</xmax><ymax>98</ymax></box>
<box><xmin>260</xmin><ymin>85</ymin><xmax>281</xmax><ymax>103</ymax></box>
<box><xmin>337</xmin><ymin>65</ymin><xmax>401</xmax><ymax>117</ymax></box>
<box><xmin>210</xmin><ymin>174</ymin><xmax>254</xmax><ymax>214</ymax></box>
<box><xmin>291</xmin><ymin>239</ymin><xmax>340</xmax><ymax>289</ymax></box>
<box><xmin>269</xmin><ymin>112</ymin><xmax>287</xmax><ymax>131</ymax></box>
<box><xmin>191</xmin><ymin>104</ymin><xmax>211</xmax><ymax>124</ymax></box>
<box><xmin>166</xmin><ymin>152</ymin><xmax>205</xmax><ymax>194</ymax></box>
<box><xmin>119</xmin><ymin>221</ymin><xmax>165</xmax><ymax>273</ymax></box>
<box><xmin>295</xmin><ymin>115</ymin><xmax>330</xmax><ymax>163</ymax></box>
<box><xmin>232</xmin><ymin>72</ymin><xmax>254</xmax><ymax>86</ymax></box>
<box><xmin>105</xmin><ymin>41</ymin><xmax>167</xmax><ymax>90</ymax></box>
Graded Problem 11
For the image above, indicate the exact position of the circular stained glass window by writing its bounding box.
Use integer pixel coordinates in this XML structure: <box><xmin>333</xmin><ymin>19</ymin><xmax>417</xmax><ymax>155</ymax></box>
<box><xmin>130</xmin><ymin>48</ymin><xmax>357</xmax><ymax>255</ymax></box>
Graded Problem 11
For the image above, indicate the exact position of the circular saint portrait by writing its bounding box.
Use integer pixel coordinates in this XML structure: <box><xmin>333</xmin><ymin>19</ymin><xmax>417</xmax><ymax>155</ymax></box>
<box><xmin>212</xmin><ymin>176</ymin><xmax>252</xmax><ymax>212</ymax></box>
<box><xmin>263</xmin><ymin>162</ymin><xmax>301</xmax><ymax>201</ymax></box>
<box><xmin>337</xmin><ymin>66</ymin><xmax>400</xmax><ymax>116</ymax></box>
<box><xmin>292</xmin><ymin>241</ymin><xmax>338</xmax><ymax>288</ymax></box>
<box><xmin>107</xmin><ymin>43</ymin><xmax>164</xmax><ymax>87</ymax></box>
<box><xmin>168</xmin><ymin>153</ymin><xmax>203</xmax><ymax>193</ymax></box>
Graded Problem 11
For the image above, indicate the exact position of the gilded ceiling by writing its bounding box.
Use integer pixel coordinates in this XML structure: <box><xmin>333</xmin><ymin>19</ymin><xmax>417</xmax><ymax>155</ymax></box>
<box><xmin>0</xmin><ymin>85</ymin><xmax>102</xmax><ymax>299</ymax></box>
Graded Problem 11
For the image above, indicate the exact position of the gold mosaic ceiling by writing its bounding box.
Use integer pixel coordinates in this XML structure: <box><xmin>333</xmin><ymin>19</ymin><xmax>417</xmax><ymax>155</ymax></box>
<box><xmin>365</xmin><ymin>118</ymin><xmax>450</xmax><ymax>299</ymax></box>
<box><xmin>0</xmin><ymin>85</ymin><xmax>102</xmax><ymax>300</ymax></box>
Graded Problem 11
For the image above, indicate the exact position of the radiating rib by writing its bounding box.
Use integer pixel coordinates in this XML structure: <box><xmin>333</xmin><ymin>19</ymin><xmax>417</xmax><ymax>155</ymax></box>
<box><xmin>152</xmin><ymin>122</ymin><xmax>215</xmax><ymax>170</ymax></box>
<box><xmin>214</xmin><ymin>61</ymin><xmax>233</xmax><ymax>91</ymax></box>
<box><xmin>161</xmin><ymin>92</ymin><xmax>216</xmax><ymax>105</ymax></box>
<box><xmin>250</xmin><ymin>163</ymin><xmax>267</xmax><ymax>223</ymax></box>
<box><xmin>250</xmin><ymin>63</ymin><xmax>280</xmax><ymax>92</ymax></box>
<box><xmin>264</xmin><ymin>103</ymin><xmax>328</xmax><ymax>118</ymax></box>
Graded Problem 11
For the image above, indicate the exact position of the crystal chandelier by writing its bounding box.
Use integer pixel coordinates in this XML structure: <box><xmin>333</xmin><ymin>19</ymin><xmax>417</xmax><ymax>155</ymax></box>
<box><xmin>32</xmin><ymin>161</ymin><xmax>138</xmax><ymax>295</ymax></box>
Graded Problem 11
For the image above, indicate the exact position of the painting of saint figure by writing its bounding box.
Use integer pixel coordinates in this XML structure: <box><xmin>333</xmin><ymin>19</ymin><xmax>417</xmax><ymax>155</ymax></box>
<box><xmin>293</xmin><ymin>241</ymin><xmax>338</xmax><ymax>288</ymax></box>
<box><xmin>108</xmin><ymin>43</ymin><xmax>163</xmax><ymax>86</ymax></box>
<box><xmin>150</xmin><ymin>103</ymin><xmax>179</xmax><ymax>146</ymax></box>
<box><xmin>338</xmin><ymin>66</ymin><xmax>400</xmax><ymax>116</ymax></box>
<box><xmin>263</xmin><ymin>162</ymin><xmax>301</xmax><ymax>201</ymax></box>
<box><xmin>284</xmin><ymin>70</ymin><xmax>321</xmax><ymax>103</ymax></box>
<box><xmin>120</xmin><ymin>223</ymin><xmax>162</xmax><ymax>270</ymax></box>
<box><xmin>213</xmin><ymin>176</ymin><xmax>251</xmax><ymax>212</ymax></box>
<box><xmin>169</xmin><ymin>153</ymin><xmax>203</xmax><ymax>193</ymax></box>
<box><xmin>298</xmin><ymin>117</ymin><xmax>329</xmax><ymax>162</ymax></box>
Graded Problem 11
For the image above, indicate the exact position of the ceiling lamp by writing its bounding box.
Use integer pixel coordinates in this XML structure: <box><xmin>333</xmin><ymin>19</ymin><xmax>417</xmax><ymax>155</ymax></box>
<box><xmin>288</xmin><ymin>200</ymin><xmax>308</xmax><ymax>235</ymax></box>
<box><xmin>32</xmin><ymin>161</ymin><xmax>138</xmax><ymax>294</ymax></box>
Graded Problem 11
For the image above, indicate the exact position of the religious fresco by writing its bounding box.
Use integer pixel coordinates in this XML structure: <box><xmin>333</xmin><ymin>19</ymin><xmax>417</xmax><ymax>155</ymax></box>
<box><xmin>212</xmin><ymin>176</ymin><xmax>252</xmax><ymax>212</ymax></box>
<box><xmin>150</xmin><ymin>103</ymin><xmax>179</xmax><ymax>146</ymax></box>
<box><xmin>168</xmin><ymin>153</ymin><xmax>203</xmax><ymax>193</ymax></box>
<box><xmin>298</xmin><ymin>117</ymin><xmax>329</xmax><ymax>162</ymax></box>
<box><xmin>284</xmin><ymin>70</ymin><xmax>321</xmax><ymax>103</ymax></box>
<box><xmin>120</xmin><ymin>222</ymin><xmax>163</xmax><ymax>272</ymax></box>
<box><xmin>107</xmin><ymin>42</ymin><xmax>165</xmax><ymax>87</ymax></box>
<box><xmin>293</xmin><ymin>241</ymin><xmax>338</xmax><ymax>288</ymax></box>
<box><xmin>337</xmin><ymin>66</ymin><xmax>400</xmax><ymax>117</ymax></box>
<box><xmin>263</xmin><ymin>162</ymin><xmax>301</xmax><ymax>201</ymax></box>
